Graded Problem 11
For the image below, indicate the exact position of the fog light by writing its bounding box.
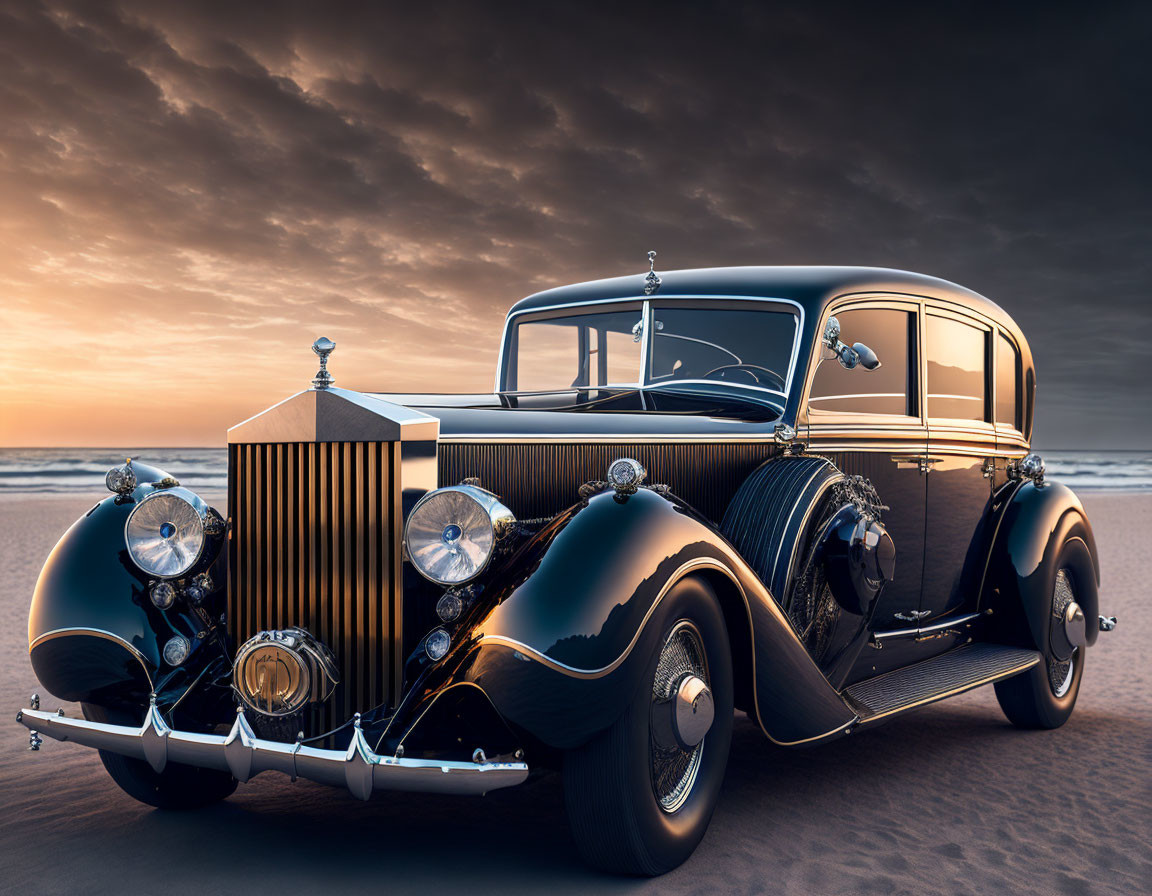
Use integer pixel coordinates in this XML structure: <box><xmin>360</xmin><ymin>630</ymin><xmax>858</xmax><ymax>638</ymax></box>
<box><xmin>150</xmin><ymin>581</ymin><xmax>176</xmax><ymax>610</ymax></box>
<box><xmin>436</xmin><ymin>592</ymin><xmax>463</xmax><ymax>622</ymax></box>
<box><xmin>162</xmin><ymin>635</ymin><xmax>191</xmax><ymax>666</ymax></box>
<box><xmin>425</xmin><ymin>629</ymin><xmax>451</xmax><ymax>661</ymax></box>
<box><xmin>184</xmin><ymin>571</ymin><xmax>213</xmax><ymax>606</ymax></box>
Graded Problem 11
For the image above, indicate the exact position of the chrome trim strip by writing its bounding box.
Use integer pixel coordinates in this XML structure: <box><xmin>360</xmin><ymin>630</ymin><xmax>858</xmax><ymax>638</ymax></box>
<box><xmin>810</xmin><ymin>442</ymin><xmax>1023</xmax><ymax>457</ymax></box>
<box><xmin>439</xmin><ymin>434</ymin><xmax>778</xmax><ymax>444</ymax></box>
<box><xmin>30</xmin><ymin>628</ymin><xmax>154</xmax><ymax>688</ymax></box>
<box><xmin>477</xmin><ymin>556</ymin><xmax>859</xmax><ymax>748</ymax></box>
<box><xmin>873</xmin><ymin>611</ymin><xmax>983</xmax><ymax>642</ymax></box>
<box><xmin>15</xmin><ymin>703</ymin><xmax>528</xmax><ymax>799</ymax></box>
<box><xmin>809</xmin><ymin>393</ymin><xmax>906</xmax><ymax>402</ymax></box>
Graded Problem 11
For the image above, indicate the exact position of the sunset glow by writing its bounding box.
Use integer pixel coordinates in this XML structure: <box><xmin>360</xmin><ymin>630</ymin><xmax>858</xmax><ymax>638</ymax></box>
<box><xmin>0</xmin><ymin>2</ymin><xmax>1147</xmax><ymax>447</ymax></box>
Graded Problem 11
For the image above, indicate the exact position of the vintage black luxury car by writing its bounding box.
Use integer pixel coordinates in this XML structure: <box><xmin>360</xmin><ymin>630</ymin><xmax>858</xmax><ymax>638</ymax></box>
<box><xmin>18</xmin><ymin>262</ymin><xmax>1116</xmax><ymax>874</ymax></box>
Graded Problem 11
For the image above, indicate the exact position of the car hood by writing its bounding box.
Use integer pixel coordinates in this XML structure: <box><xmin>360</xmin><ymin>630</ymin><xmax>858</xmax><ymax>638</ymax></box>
<box><xmin>366</xmin><ymin>389</ymin><xmax>782</xmax><ymax>440</ymax></box>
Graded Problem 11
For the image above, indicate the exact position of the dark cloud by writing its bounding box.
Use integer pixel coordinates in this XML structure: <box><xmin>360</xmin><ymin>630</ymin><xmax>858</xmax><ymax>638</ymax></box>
<box><xmin>0</xmin><ymin>0</ymin><xmax>1148</xmax><ymax>446</ymax></box>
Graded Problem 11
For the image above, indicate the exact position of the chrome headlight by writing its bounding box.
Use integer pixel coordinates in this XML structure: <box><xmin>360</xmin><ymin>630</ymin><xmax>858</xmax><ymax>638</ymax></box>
<box><xmin>403</xmin><ymin>485</ymin><xmax>516</xmax><ymax>586</ymax></box>
<box><xmin>124</xmin><ymin>487</ymin><xmax>209</xmax><ymax>579</ymax></box>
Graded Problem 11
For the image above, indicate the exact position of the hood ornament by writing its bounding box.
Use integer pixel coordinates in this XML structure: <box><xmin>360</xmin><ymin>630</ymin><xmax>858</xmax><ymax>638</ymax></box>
<box><xmin>311</xmin><ymin>337</ymin><xmax>335</xmax><ymax>389</ymax></box>
<box><xmin>643</xmin><ymin>250</ymin><xmax>662</xmax><ymax>295</ymax></box>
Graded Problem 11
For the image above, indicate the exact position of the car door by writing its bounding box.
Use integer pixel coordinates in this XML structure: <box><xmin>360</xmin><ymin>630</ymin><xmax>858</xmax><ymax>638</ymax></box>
<box><xmin>801</xmin><ymin>298</ymin><xmax>927</xmax><ymax>684</ymax></box>
<box><xmin>920</xmin><ymin>306</ymin><xmax>997</xmax><ymax>622</ymax></box>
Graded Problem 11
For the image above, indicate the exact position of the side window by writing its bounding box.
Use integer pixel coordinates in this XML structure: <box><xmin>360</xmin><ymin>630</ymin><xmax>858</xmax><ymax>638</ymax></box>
<box><xmin>996</xmin><ymin>332</ymin><xmax>1021</xmax><ymax>430</ymax></box>
<box><xmin>808</xmin><ymin>308</ymin><xmax>912</xmax><ymax>415</ymax></box>
<box><xmin>926</xmin><ymin>314</ymin><xmax>987</xmax><ymax>421</ymax></box>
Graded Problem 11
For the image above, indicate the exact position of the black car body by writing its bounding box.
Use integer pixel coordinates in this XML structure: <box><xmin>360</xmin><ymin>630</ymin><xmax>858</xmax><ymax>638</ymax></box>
<box><xmin>18</xmin><ymin>265</ymin><xmax>1113</xmax><ymax>874</ymax></box>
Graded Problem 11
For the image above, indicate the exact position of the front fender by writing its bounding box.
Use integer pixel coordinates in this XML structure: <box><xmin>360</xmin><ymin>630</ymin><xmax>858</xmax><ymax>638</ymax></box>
<box><xmin>28</xmin><ymin>471</ymin><xmax>224</xmax><ymax>707</ymax></box>
<box><xmin>458</xmin><ymin>487</ymin><xmax>856</xmax><ymax>750</ymax></box>
<box><xmin>984</xmin><ymin>480</ymin><xmax>1101</xmax><ymax>652</ymax></box>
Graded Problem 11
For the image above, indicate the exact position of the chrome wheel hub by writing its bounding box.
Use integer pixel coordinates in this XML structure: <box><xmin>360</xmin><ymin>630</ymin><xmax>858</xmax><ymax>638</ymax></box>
<box><xmin>650</xmin><ymin>621</ymin><xmax>711</xmax><ymax>813</ymax></box>
<box><xmin>1048</xmin><ymin>569</ymin><xmax>1079</xmax><ymax>697</ymax></box>
<box><xmin>674</xmin><ymin>674</ymin><xmax>714</xmax><ymax>748</ymax></box>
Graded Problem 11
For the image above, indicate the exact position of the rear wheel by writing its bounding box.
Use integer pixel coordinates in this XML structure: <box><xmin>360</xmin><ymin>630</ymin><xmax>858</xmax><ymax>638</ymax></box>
<box><xmin>995</xmin><ymin>556</ymin><xmax>1087</xmax><ymax>729</ymax></box>
<box><xmin>563</xmin><ymin>576</ymin><xmax>733</xmax><ymax>875</ymax></box>
<box><xmin>81</xmin><ymin>704</ymin><xmax>237</xmax><ymax>809</ymax></box>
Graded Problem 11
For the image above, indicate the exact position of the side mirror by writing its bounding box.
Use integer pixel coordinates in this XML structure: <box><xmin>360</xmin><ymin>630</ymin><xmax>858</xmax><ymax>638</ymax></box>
<box><xmin>852</xmin><ymin>342</ymin><xmax>881</xmax><ymax>370</ymax></box>
<box><xmin>823</xmin><ymin>316</ymin><xmax>881</xmax><ymax>371</ymax></box>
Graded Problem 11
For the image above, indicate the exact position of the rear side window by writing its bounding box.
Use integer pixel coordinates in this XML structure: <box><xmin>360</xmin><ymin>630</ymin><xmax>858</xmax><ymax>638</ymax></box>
<box><xmin>808</xmin><ymin>308</ymin><xmax>913</xmax><ymax>415</ymax></box>
<box><xmin>926</xmin><ymin>314</ymin><xmax>987</xmax><ymax>421</ymax></box>
<box><xmin>996</xmin><ymin>333</ymin><xmax>1021</xmax><ymax>430</ymax></box>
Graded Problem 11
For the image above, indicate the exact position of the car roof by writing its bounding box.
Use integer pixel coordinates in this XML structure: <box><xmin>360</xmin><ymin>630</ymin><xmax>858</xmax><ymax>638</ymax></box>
<box><xmin>506</xmin><ymin>265</ymin><xmax>1018</xmax><ymax>334</ymax></box>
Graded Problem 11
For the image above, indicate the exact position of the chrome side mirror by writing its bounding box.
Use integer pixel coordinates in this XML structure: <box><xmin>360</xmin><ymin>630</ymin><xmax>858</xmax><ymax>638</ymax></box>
<box><xmin>852</xmin><ymin>342</ymin><xmax>881</xmax><ymax>370</ymax></box>
<box><xmin>823</xmin><ymin>317</ymin><xmax>881</xmax><ymax>371</ymax></box>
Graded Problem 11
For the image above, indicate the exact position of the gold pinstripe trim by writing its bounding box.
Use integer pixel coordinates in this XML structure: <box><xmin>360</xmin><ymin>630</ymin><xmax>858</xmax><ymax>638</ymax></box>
<box><xmin>30</xmin><ymin>627</ymin><xmax>154</xmax><ymax>689</ymax></box>
<box><xmin>476</xmin><ymin>556</ymin><xmax>860</xmax><ymax>747</ymax></box>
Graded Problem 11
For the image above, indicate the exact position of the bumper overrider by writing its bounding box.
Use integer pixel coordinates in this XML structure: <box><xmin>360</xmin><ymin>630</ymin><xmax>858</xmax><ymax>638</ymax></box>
<box><xmin>15</xmin><ymin>697</ymin><xmax>529</xmax><ymax>799</ymax></box>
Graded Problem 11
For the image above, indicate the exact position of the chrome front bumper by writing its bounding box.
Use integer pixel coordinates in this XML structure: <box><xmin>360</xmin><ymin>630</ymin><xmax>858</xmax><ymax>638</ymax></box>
<box><xmin>15</xmin><ymin>700</ymin><xmax>529</xmax><ymax>799</ymax></box>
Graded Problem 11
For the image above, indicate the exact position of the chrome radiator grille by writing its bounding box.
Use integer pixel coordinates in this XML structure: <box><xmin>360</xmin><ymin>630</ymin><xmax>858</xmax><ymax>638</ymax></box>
<box><xmin>227</xmin><ymin>441</ymin><xmax>401</xmax><ymax>733</ymax></box>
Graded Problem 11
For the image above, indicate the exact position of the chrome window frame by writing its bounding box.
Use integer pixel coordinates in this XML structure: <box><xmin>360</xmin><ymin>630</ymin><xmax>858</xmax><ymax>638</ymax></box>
<box><xmin>495</xmin><ymin>295</ymin><xmax>805</xmax><ymax>408</ymax></box>
<box><xmin>993</xmin><ymin>326</ymin><xmax>1026</xmax><ymax>440</ymax></box>
<box><xmin>801</xmin><ymin>295</ymin><xmax>924</xmax><ymax>426</ymax></box>
<box><xmin>923</xmin><ymin>305</ymin><xmax>995</xmax><ymax>428</ymax></box>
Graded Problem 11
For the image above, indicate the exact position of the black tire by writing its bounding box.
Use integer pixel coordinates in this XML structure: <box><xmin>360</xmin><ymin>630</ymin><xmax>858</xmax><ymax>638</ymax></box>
<box><xmin>994</xmin><ymin>540</ymin><xmax>1090</xmax><ymax>729</ymax></box>
<box><xmin>81</xmin><ymin>704</ymin><xmax>237</xmax><ymax>809</ymax></box>
<box><xmin>562</xmin><ymin>575</ymin><xmax>734</xmax><ymax>875</ymax></box>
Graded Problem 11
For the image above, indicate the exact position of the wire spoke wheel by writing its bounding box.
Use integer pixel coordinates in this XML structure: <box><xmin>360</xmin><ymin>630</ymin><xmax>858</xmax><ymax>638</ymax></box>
<box><xmin>650</xmin><ymin>621</ymin><xmax>708</xmax><ymax>813</ymax></box>
<box><xmin>1049</xmin><ymin>569</ymin><xmax>1077</xmax><ymax>698</ymax></box>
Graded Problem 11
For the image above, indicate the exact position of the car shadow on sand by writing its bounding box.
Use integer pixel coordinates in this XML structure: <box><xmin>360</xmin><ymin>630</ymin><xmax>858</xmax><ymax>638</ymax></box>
<box><xmin>76</xmin><ymin>702</ymin><xmax>1133</xmax><ymax>894</ymax></box>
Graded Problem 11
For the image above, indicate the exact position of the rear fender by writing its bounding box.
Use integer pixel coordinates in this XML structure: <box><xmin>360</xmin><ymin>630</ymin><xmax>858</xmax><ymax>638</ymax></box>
<box><xmin>983</xmin><ymin>480</ymin><xmax>1101</xmax><ymax>651</ymax></box>
<box><xmin>459</xmin><ymin>487</ymin><xmax>857</xmax><ymax>750</ymax></box>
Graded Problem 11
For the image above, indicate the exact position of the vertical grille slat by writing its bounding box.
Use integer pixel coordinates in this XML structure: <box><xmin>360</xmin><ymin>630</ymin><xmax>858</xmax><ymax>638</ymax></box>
<box><xmin>438</xmin><ymin>442</ymin><xmax>781</xmax><ymax>524</ymax></box>
<box><xmin>228</xmin><ymin>440</ymin><xmax>398</xmax><ymax>735</ymax></box>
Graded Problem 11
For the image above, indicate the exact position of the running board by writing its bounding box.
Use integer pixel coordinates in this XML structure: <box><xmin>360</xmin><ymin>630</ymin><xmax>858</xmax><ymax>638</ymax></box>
<box><xmin>845</xmin><ymin>643</ymin><xmax>1041</xmax><ymax>724</ymax></box>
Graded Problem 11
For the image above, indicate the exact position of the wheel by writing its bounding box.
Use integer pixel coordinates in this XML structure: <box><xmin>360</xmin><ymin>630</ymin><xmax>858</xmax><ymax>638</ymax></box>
<box><xmin>81</xmin><ymin>704</ymin><xmax>237</xmax><ymax>809</ymax></box>
<box><xmin>562</xmin><ymin>575</ymin><xmax>734</xmax><ymax>875</ymax></box>
<box><xmin>994</xmin><ymin>557</ymin><xmax>1087</xmax><ymax>729</ymax></box>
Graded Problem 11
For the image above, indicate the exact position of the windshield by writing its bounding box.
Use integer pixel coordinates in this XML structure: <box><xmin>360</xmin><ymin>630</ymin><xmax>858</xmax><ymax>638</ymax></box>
<box><xmin>503</xmin><ymin>306</ymin><xmax>644</xmax><ymax>392</ymax></box>
<box><xmin>503</xmin><ymin>300</ymin><xmax>798</xmax><ymax>397</ymax></box>
<box><xmin>648</xmin><ymin>304</ymin><xmax>797</xmax><ymax>394</ymax></box>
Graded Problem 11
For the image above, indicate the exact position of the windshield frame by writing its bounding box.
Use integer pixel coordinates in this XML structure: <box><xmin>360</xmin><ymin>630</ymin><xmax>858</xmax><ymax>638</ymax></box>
<box><xmin>497</xmin><ymin>294</ymin><xmax>805</xmax><ymax>406</ymax></box>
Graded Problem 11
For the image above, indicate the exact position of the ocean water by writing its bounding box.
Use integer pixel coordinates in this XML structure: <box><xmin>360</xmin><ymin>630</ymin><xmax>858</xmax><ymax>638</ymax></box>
<box><xmin>0</xmin><ymin>448</ymin><xmax>228</xmax><ymax>497</ymax></box>
<box><xmin>0</xmin><ymin>447</ymin><xmax>1148</xmax><ymax>497</ymax></box>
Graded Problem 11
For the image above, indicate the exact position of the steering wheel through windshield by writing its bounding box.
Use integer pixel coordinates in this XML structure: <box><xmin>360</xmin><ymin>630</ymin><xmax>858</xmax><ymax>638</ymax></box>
<box><xmin>700</xmin><ymin>363</ymin><xmax>786</xmax><ymax>391</ymax></box>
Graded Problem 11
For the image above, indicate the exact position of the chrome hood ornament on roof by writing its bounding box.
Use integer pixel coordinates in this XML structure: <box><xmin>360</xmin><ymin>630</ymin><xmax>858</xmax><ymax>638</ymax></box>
<box><xmin>643</xmin><ymin>250</ymin><xmax>662</xmax><ymax>295</ymax></box>
<box><xmin>311</xmin><ymin>337</ymin><xmax>335</xmax><ymax>389</ymax></box>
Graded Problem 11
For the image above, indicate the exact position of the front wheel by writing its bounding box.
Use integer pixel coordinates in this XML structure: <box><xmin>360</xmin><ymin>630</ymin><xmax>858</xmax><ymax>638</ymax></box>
<box><xmin>81</xmin><ymin>704</ymin><xmax>237</xmax><ymax>809</ymax></box>
<box><xmin>562</xmin><ymin>575</ymin><xmax>734</xmax><ymax>875</ymax></box>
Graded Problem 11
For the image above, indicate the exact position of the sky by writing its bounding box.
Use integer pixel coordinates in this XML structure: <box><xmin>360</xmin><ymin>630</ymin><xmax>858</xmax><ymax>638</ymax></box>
<box><xmin>0</xmin><ymin>1</ymin><xmax>1149</xmax><ymax>448</ymax></box>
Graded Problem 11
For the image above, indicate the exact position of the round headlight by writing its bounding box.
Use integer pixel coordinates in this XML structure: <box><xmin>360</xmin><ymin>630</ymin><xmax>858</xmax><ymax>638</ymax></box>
<box><xmin>124</xmin><ymin>487</ymin><xmax>208</xmax><ymax>579</ymax></box>
<box><xmin>403</xmin><ymin>485</ymin><xmax>515</xmax><ymax>586</ymax></box>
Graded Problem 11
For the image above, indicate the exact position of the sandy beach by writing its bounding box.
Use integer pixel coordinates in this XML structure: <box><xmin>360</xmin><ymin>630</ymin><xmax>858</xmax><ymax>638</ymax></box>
<box><xmin>0</xmin><ymin>493</ymin><xmax>1147</xmax><ymax>895</ymax></box>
